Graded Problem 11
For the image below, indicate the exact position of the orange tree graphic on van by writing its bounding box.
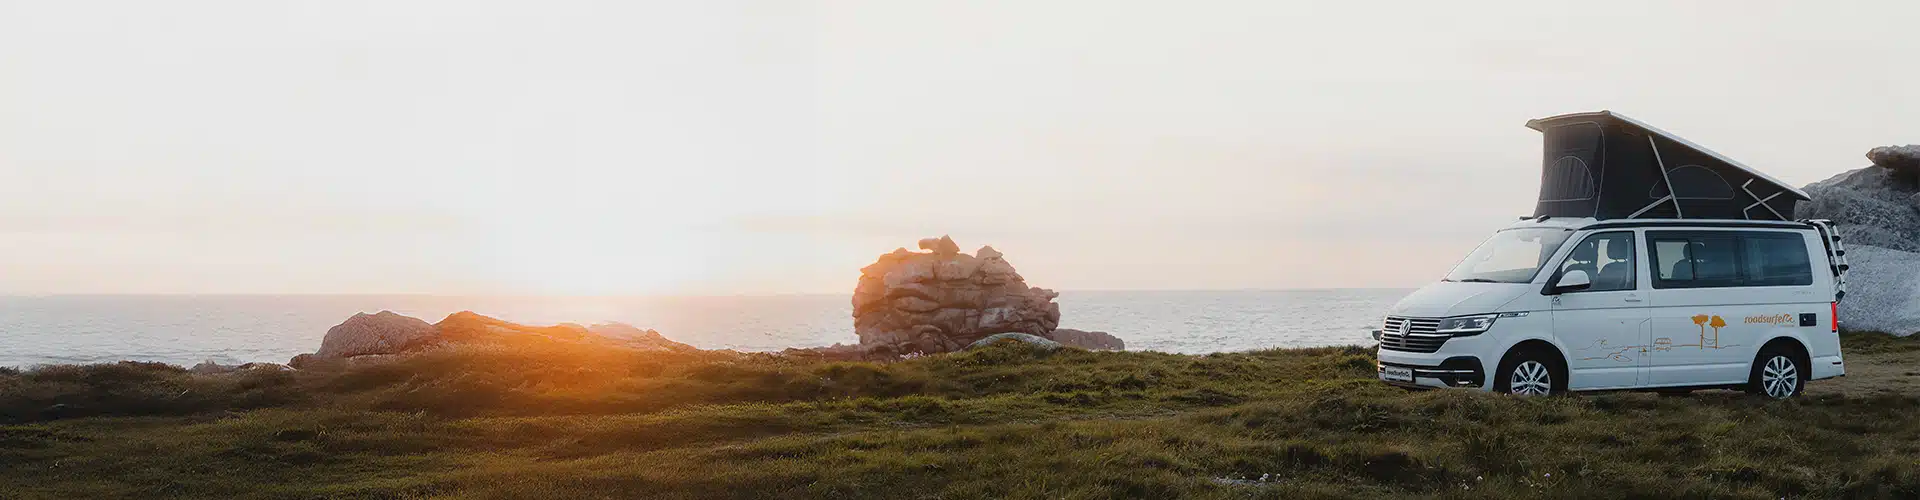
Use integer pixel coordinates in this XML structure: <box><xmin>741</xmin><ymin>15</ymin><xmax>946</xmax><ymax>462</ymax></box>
<box><xmin>1672</xmin><ymin>314</ymin><xmax>1736</xmax><ymax>350</ymax></box>
<box><xmin>1577</xmin><ymin>314</ymin><xmax>1740</xmax><ymax>363</ymax></box>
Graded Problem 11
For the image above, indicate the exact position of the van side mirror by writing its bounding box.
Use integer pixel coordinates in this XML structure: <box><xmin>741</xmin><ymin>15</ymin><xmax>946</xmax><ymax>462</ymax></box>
<box><xmin>1550</xmin><ymin>270</ymin><xmax>1592</xmax><ymax>294</ymax></box>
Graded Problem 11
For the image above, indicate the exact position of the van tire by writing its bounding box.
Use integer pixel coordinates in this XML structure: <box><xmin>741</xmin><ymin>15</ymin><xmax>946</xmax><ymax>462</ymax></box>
<box><xmin>1747</xmin><ymin>347</ymin><xmax>1806</xmax><ymax>399</ymax></box>
<box><xmin>1493</xmin><ymin>347</ymin><xmax>1565</xmax><ymax>396</ymax></box>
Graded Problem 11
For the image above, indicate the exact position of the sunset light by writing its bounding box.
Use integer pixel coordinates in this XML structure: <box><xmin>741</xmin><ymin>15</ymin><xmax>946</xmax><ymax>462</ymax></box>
<box><xmin>4</xmin><ymin>1</ymin><xmax>1918</xmax><ymax>498</ymax></box>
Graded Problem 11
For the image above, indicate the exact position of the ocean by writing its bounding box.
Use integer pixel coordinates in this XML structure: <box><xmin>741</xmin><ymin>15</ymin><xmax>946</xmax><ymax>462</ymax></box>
<box><xmin>0</xmin><ymin>289</ymin><xmax>1411</xmax><ymax>367</ymax></box>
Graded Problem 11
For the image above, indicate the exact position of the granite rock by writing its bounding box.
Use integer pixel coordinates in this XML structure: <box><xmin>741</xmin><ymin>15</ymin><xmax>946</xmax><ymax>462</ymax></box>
<box><xmin>853</xmin><ymin>239</ymin><xmax>1064</xmax><ymax>354</ymax></box>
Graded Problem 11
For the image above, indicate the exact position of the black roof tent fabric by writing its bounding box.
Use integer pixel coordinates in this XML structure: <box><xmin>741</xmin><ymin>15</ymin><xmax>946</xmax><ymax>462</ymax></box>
<box><xmin>1526</xmin><ymin>111</ymin><xmax>1809</xmax><ymax>221</ymax></box>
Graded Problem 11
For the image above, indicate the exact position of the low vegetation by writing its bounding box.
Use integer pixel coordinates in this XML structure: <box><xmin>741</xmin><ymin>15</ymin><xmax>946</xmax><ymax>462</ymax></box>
<box><xmin>3</xmin><ymin>334</ymin><xmax>1919</xmax><ymax>499</ymax></box>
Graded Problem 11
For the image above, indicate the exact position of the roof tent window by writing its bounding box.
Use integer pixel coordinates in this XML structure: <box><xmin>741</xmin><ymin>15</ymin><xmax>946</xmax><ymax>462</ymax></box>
<box><xmin>1651</xmin><ymin>165</ymin><xmax>1736</xmax><ymax>200</ymax></box>
<box><xmin>1542</xmin><ymin>156</ymin><xmax>1596</xmax><ymax>201</ymax></box>
<box><xmin>1539</xmin><ymin>122</ymin><xmax>1602</xmax><ymax>202</ymax></box>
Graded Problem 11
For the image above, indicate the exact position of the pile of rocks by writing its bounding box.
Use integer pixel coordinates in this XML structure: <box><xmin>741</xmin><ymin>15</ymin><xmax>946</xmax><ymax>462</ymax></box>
<box><xmin>850</xmin><ymin>236</ymin><xmax>1125</xmax><ymax>354</ymax></box>
<box><xmin>1799</xmin><ymin>145</ymin><xmax>1920</xmax><ymax>335</ymax></box>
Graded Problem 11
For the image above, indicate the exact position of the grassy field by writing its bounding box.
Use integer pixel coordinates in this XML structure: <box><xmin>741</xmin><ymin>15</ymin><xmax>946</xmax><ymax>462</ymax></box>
<box><xmin>3</xmin><ymin>334</ymin><xmax>1919</xmax><ymax>499</ymax></box>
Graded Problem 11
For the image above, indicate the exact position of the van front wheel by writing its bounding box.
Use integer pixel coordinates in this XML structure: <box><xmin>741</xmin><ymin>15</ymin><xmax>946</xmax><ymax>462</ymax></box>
<box><xmin>1494</xmin><ymin>349</ymin><xmax>1562</xmax><ymax>396</ymax></box>
<box><xmin>1748</xmin><ymin>349</ymin><xmax>1805</xmax><ymax>399</ymax></box>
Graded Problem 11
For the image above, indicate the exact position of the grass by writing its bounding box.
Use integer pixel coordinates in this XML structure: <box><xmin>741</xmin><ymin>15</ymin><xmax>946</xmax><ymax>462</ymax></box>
<box><xmin>2</xmin><ymin>334</ymin><xmax>1918</xmax><ymax>498</ymax></box>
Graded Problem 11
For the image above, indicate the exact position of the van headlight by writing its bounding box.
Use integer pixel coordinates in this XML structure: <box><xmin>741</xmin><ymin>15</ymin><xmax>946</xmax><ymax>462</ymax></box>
<box><xmin>1436</xmin><ymin>314</ymin><xmax>1499</xmax><ymax>336</ymax></box>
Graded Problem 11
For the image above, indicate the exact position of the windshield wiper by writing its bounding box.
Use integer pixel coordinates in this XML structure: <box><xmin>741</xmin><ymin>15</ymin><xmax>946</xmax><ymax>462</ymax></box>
<box><xmin>1454</xmin><ymin>278</ymin><xmax>1500</xmax><ymax>283</ymax></box>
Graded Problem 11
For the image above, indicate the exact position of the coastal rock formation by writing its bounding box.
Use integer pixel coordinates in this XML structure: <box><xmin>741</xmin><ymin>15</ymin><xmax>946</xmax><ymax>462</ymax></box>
<box><xmin>1865</xmin><ymin>145</ymin><xmax>1920</xmax><ymax>185</ymax></box>
<box><xmin>1800</xmin><ymin>159</ymin><xmax>1920</xmax><ymax>254</ymax></box>
<box><xmin>1048</xmin><ymin>328</ymin><xmax>1126</xmax><ymax>351</ymax></box>
<box><xmin>586</xmin><ymin>321</ymin><xmax>691</xmax><ymax>350</ymax></box>
<box><xmin>1800</xmin><ymin>146</ymin><xmax>1920</xmax><ymax>335</ymax></box>
<box><xmin>432</xmin><ymin>312</ymin><xmax>696</xmax><ymax>351</ymax></box>
<box><xmin>314</xmin><ymin>311</ymin><xmax>439</xmax><ymax>358</ymax></box>
<box><xmin>966</xmin><ymin>332</ymin><xmax>1061</xmax><ymax>351</ymax></box>
<box><xmin>853</xmin><ymin>237</ymin><xmax>1063</xmax><ymax>354</ymax></box>
<box><xmin>294</xmin><ymin>311</ymin><xmax>694</xmax><ymax>365</ymax></box>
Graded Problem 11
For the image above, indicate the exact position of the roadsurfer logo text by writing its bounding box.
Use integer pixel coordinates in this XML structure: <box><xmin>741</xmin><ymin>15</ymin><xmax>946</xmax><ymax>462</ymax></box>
<box><xmin>1745</xmin><ymin>314</ymin><xmax>1795</xmax><ymax>326</ymax></box>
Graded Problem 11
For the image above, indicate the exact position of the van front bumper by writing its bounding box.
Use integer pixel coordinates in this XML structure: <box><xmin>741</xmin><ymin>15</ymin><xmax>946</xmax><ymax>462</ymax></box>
<box><xmin>1377</xmin><ymin>356</ymin><xmax>1486</xmax><ymax>389</ymax></box>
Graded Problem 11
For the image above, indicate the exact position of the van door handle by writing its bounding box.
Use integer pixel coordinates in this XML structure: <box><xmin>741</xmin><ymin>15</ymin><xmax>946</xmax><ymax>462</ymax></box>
<box><xmin>1624</xmin><ymin>297</ymin><xmax>1643</xmax><ymax>303</ymax></box>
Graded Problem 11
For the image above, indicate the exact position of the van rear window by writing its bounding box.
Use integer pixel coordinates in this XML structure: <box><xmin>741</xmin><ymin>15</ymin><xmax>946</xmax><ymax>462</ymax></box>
<box><xmin>1647</xmin><ymin>230</ymin><xmax>1813</xmax><ymax>289</ymax></box>
<box><xmin>1743</xmin><ymin>234</ymin><xmax>1813</xmax><ymax>286</ymax></box>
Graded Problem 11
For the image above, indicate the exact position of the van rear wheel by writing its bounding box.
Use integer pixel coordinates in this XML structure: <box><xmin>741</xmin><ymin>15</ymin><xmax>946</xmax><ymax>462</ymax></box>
<box><xmin>1494</xmin><ymin>349</ymin><xmax>1563</xmax><ymax>396</ymax></box>
<box><xmin>1748</xmin><ymin>348</ymin><xmax>1805</xmax><ymax>399</ymax></box>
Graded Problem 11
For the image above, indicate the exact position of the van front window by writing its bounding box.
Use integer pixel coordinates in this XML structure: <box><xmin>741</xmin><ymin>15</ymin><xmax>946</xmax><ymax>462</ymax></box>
<box><xmin>1443</xmin><ymin>228</ymin><xmax>1573</xmax><ymax>284</ymax></box>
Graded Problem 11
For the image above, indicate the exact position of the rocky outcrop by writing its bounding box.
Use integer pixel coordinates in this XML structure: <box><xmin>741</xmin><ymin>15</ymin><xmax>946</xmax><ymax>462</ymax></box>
<box><xmin>966</xmin><ymin>333</ymin><xmax>1061</xmax><ymax>351</ymax></box>
<box><xmin>1048</xmin><ymin>328</ymin><xmax>1126</xmax><ymax>351</ymax></box>
<box><xmin>1800</xmin><ymin>146</ymin><xmax>1920</xmax><ymax>336</ymax></box>
<box><xmin>853</xmin><ymin>237</ymin><xmax>1063</xmax><ymax>354</ymax></box>
<box><xmin>586</xmin><ymin>322</ymin><xmax>691</xmax><ymax>351</ymax></box>
<box><xmin>313</xmin><ymin>311</ymin><xmax>439</xmax><ymax>359</ymax></box>
<box><xmin>293</xmin><ymin>311</ymin><xmax>694</xmax><ymax>365</ymax></box>
<box><xmin>1800</xmin><ymin>164</ymin><xmax>1920</xmax><ymax>254</ymax></box>
<box><xmin>432</xmin><ymin>312</ymin><xmax>696</xmax><ymax>351</ymax></box>
<box><xmin>1866</xmin><ymin>145</ymin><xmax>1920</xmax><ymax>186</ymax></box>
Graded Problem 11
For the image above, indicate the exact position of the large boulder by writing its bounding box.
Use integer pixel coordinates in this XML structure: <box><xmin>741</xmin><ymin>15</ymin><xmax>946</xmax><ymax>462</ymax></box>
<box><xmin>1048</xmin><ymin>328</ymin><xmax>1126</xmax><ymax>351</ymax></box>
<box><xmin>853</xmin><ymin>237</ymin><xmax>1063</xmax><ymax>354</ymax></box>
<box><xmin>1865</xmin><ymin>145</ymin><xmax>1920</xmax><ymax>186</ymax></box>
<box><xmin>313</xmin><ymin>311</ymin><xmax>439</xmax><ymax>358</ymax></box>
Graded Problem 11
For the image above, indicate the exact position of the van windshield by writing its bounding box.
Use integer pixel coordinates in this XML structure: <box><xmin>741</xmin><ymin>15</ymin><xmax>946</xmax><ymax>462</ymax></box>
<box><xmin>1443</xmin><ymin>228</ymin><xmax>1573</xmax><ymax>284</ymax></box>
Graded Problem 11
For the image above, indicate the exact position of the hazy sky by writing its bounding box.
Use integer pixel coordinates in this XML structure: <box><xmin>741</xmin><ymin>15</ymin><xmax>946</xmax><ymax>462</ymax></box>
<box><xmin>4</xmin><ymin>1</ymin><xmax>1917</xmax><ymax>295</ymax></box>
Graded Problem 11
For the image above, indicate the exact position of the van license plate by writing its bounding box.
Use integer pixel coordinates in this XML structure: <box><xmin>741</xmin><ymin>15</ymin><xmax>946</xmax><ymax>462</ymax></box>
<box><xmin>1380</xmin><ymin>366</ymin><xmax>1414</xmax><ymax>382</ymax></box>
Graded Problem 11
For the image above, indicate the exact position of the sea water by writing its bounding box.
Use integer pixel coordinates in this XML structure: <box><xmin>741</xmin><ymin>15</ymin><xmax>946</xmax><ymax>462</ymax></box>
<box><xmin>0</xmin><ymin>289</ymin><xmax>1409</xmax><ymax>367</ymax></box>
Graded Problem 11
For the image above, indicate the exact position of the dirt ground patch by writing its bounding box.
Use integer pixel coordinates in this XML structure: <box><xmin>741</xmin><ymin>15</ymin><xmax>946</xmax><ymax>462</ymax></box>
<box><xmin>1806</xmin><ymin>350</ymin><xmax>1920</xmax><ymax>396</ymax></box>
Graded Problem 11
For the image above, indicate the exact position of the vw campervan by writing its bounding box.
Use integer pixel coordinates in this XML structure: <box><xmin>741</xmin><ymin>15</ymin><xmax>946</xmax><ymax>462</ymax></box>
<box><xmin>1376</xmin><ymin>112</ymin><xmax>1848</xmax><ymax>399</ymax></box>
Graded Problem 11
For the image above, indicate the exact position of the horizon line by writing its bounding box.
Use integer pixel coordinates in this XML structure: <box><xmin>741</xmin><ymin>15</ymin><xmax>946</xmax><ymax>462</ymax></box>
<box><xmin>0</xmin><ymin>287</ymin><xmax>1420</xmax><ymax>299</ymax></box>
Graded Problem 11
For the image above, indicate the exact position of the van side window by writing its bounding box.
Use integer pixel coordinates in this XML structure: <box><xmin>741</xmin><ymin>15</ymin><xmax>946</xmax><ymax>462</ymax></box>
<box><xmin>1653</xmin><ymin>240</ymin><xmax>1691</xmax><ymax>280</ymax></box>
<box><xmin>1556</xmin><ymin>231</ymin><xmax>1635</xmax><ymax>292</ymax></box>
<box><xmin>1744</xmin><ymin>233</ymin><xmax>1813</xmax><ymax>286</ymax></box>
<box><xmin>1648</xmin><ymin>230</ymin><xmax>1813</xmax><ymax>289</ymax></box>
<box><xmin>1688</xmin><ymin>235</ymin><xmax>1741</xmax><ymax>284</ymax></box>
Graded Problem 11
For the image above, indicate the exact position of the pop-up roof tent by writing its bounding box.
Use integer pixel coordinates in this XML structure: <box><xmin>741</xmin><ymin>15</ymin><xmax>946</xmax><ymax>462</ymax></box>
<box><xmin>1526</xmin><ymin>111</ymin><xmax>1809</xmax><ymax>221</ymax></box>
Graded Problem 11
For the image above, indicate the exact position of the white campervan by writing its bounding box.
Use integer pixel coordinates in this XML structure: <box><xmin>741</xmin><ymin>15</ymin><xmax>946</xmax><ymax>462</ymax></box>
<box><xmin>1376</xmin><ymin>111</ymin><xmax>1849</xmax><ymax>399</ymax></box>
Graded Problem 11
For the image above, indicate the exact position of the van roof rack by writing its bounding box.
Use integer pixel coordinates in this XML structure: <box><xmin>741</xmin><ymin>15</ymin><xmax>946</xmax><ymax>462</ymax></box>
<box><xmin>1526</xmin><ymin>111</ymin><xmax>1809</xmax><ymax>221</ymax></box>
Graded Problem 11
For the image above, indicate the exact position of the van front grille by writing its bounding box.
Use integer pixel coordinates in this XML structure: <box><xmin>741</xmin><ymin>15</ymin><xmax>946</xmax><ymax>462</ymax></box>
<box><xmin>1379</xmin><ymin>316</ymin><xmax>1447</xmax><ymax>353</ymax></box>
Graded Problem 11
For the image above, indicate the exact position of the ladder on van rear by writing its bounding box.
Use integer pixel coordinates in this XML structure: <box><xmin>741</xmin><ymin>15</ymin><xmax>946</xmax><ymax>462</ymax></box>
<box><xmin>1802</xmin><ymin>219</ymin><xmax>1850</xmax><ymax>303</ymax></box>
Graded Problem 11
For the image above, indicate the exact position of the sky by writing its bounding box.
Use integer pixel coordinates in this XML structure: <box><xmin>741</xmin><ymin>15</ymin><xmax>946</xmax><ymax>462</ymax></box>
<box><xmin>3</xmin><ymin>1</ymin><xmax>1918</xmax><ymax>295</ymax></box>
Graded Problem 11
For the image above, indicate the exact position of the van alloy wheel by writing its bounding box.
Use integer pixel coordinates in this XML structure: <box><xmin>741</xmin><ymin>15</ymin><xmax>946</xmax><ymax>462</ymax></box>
<box><xmin>1508</xmin><ymin>360</ymin><xmax>1552</xmax><ymax>396</ymax></box>
<box><xmin>1761</xmin><ymin>355</ymin><xmax>1799</xmax><ymax>399</ymax></box>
